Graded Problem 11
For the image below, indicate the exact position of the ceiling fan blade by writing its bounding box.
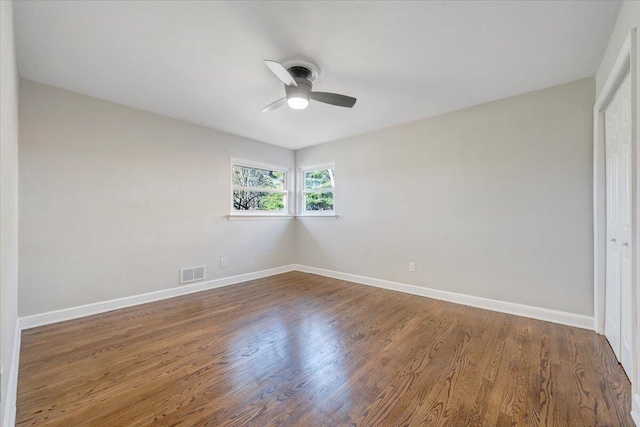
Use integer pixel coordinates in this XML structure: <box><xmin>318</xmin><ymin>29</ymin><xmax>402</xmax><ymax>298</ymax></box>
<box><xmin>261</xmin><ymin>97</ymin><xmax>287</xmax><ymax>113</ymax></box>
<box><xmin>264</xmin><ymin>60</ymin><xmax>297</xmax><ymax>87</ymax></box>
<box><xmin>310</xmin><ymin>92</ymin><xmax>357</xmax><ymax>108</ymax></box>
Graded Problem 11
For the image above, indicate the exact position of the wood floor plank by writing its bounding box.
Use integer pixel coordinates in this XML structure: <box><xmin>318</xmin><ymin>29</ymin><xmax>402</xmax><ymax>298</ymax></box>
<box><xmin>15</xmin><ymin>272</ymin><xmax>633</xmax><ymax>426</ymax></box>
<box><xmin>465</xmin><ymin>312</ymin><xmax>512</xmax><ymax>426</ymax></box>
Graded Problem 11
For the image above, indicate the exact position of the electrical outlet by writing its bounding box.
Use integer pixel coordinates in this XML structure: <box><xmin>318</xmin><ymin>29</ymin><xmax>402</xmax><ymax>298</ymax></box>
<box><xmin>409</xmin><ymin>262</ymin><xmax>416</xmax><ymax>272</ymax></box>
<box><xmin>220</xmin><ymin>258</ymin><xmax>227</xmax><ymax>268</ymax></box>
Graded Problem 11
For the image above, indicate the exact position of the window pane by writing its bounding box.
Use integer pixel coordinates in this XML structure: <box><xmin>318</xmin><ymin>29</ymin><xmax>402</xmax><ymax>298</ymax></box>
<box><xmin>233</xmin><ymin>165</ymin><xmax>285</xmax><ymax>190</ymax></box>
<box><xmin>233</xmin><ymin>190</ymin><xmax>285</xmax><ymax>211</ymax></box>
<box><xmin>305</xmin><ymin>168</ymin><xmax>334</xmax><ymax>190</ymax></box>
<box><xmin>305</xmin><ymin>192</ymin><xmax>334</xmax><ymax>211</ymax></box>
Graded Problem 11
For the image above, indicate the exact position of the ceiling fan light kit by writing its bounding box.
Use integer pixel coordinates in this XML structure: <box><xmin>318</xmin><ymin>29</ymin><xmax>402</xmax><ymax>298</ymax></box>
<box><xmin>262</xmin><ymin>59</ymin><xmax>356</xmax><ymax>112</ymax></box>
<box><xmin>286</xmin><ymin>77</ymin><xmax>311</xmax><ymax>110</ymax></box>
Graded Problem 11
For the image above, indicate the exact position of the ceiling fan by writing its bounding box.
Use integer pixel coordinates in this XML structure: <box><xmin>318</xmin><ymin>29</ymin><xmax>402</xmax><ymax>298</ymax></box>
<box><xmin>261</xmin><ymin>60</ymin><xmax>357</xmax><ymax>112</ymax></box>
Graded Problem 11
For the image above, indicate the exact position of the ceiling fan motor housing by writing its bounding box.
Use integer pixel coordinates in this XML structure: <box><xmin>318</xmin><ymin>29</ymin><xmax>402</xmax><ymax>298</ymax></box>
<box><xmin>287</xmin><ymin>66</ymin><xmax>313</xmax><ymax>80</ymax></box>
<box><xmin>285</xmin><ymin>77</ymin><xmax>312</xmax><ymax>101</ymax></box>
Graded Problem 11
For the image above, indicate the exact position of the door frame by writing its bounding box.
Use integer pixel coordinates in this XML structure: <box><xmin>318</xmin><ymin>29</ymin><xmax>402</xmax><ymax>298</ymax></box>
<box><xmin>593</xmin><ymin>28</ymin><xmax>639</xmax><ymax>420</ymax></box>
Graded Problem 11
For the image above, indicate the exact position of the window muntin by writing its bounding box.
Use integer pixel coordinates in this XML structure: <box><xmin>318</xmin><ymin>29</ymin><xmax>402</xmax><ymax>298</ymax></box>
<box><xmin>232</xmin><ymin>162</ymin><xmax>289</xmax><ymax>213</ymax></box>
<box><xmin>300</xmin><ymin>165</ymin><xmax>335</xmax><ymax>214</ymax></box>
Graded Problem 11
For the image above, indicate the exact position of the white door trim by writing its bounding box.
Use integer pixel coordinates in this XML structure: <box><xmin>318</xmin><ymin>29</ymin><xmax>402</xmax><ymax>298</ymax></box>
<box><xmin>634</xmin><ymin>25</ymin><xmax>640</xmax><ymax>424</ymax></box>
<box><xmin>593</xmin><ymin>28</ymin><xmax>639</xmax><ymax>423</ymax></box>
<box><xmin>594</xmin><ymin>31</ymin><xmax>633</xmax><ymax>335</ymax></box>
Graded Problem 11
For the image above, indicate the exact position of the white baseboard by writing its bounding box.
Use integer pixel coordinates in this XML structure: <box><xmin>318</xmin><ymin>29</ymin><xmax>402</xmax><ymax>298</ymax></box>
<box><xmin>17</xmin><ymin>263</ymin><xmax>594</xmax><ymax>332</ymax></box>
<box><xmin>19</xmin><ymin>265</ymin><xmax>296</xmax><ymax>330</ymax></box>
<box><xmin>632</xmin><ymin>393</ymin><xmax>640</xmax><ymax>426</ymax></box>
<box><xmin>2</xmin><ymin>323</ymin><xmax>20</xmax><ymax>427</ymax></box>
<box><xmin>293</xmin><ymin>265</ymin><xmax>594</xmax><ymax>330</ymax></box>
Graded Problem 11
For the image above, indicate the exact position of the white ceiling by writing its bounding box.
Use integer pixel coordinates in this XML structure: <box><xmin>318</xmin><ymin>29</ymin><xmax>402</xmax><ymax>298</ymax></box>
<box><xmin>15</xmin><ymin>1</ymin><xmax>621</xmax><ymax>150</ymax></box>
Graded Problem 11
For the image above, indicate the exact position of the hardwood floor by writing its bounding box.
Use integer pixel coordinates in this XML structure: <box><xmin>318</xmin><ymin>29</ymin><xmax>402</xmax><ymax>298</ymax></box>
<box><xmin>16</xmin><ymin>272</ymin><xmax>632</xmax><ymax>426</ymax></box>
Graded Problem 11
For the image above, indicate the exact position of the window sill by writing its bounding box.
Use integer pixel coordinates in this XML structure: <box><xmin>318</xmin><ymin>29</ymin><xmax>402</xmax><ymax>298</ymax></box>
<box><xmin>227</xmin><ymin>214</ymin><xmax>294</xmax><ymax>221</ymax></box>
<box><xmin>296</xmin><ymin>214</ymin><xmax>338</xmax><ymax>220</ymax></box>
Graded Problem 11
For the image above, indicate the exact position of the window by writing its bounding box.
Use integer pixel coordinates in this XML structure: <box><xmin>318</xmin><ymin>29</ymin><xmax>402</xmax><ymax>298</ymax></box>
<box><xmin>299</xmin><ymin>164</ymin><xmax>335</xmax><ymax>215</ymax></box>
<box><xmin>231</xmin><ymin>161</ymin><xmax>289</xmax><ymax>214</ymax></box>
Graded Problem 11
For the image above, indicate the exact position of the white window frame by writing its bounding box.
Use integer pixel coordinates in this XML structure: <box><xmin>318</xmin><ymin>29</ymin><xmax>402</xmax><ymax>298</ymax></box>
<box><xmin>230</xmin><ymin>158</ymin><xmax>292</xmax><ymax>218</ymax></box>
<box><xmin>298</xmin><ymin>163</ymin><xmax>336</xmax><ymax>217</ymax></box>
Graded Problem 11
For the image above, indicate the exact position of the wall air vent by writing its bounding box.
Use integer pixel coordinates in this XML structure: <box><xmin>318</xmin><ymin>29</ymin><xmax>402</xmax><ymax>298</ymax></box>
<box><xmin>193</xmin><ymin>266</ymin><xmax>205</xmax><ymax>281</ymax></box>
<box><xmin>180</xmin><ymin>265</ymin><xmax>206</xmax><ymax>284</ymax></box>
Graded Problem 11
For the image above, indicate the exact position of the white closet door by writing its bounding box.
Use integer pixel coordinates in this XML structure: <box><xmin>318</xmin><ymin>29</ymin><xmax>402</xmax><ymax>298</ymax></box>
<box><xmin>604</xmin><ymin>101</ymin><xmax>621</xmax><ymax>360</ymax></box>
<box><xmin>617</xmin><ymin>74</ymin><xmax>633</xmax><ymax>375</ymax></box>
<box><xmin>604</xmin><ymin>72</ymin><xmax>632</xmax><ymax>375</ymax></box>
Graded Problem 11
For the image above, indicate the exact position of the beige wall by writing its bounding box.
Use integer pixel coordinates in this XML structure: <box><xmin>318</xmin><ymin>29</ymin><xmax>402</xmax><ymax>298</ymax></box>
<box><xmin>18</xmin><ymin>80</ymin><xmax>295</xmax><ymax>316</ymax></box>
<box><xmin>1</xmin><ymin>0</ymin><xmax>20</xmax><ymax>421</ymax></box>
<box><xmin>596</xmin><ymin>0</ymin><xmax>640</xmax><ymax>98</ymax></box>
<box><xmin>17</xmin><ymin>77</ymin><xmax>597</xmax><ymax>318</ymax></box>
<box><xmin>295</xmin><ymin>78</ymin><xmax>595</xmax><ymax>316</ymax></box>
